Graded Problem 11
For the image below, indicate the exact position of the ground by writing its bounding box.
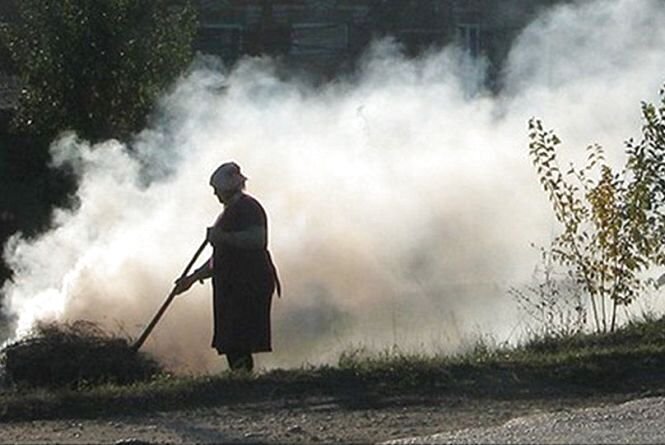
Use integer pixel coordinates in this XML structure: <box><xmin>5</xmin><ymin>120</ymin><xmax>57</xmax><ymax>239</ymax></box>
<box><xmin>0</xmin><ymin>391</ymin><xmax>639</xmax><ymax>444</ymax></box>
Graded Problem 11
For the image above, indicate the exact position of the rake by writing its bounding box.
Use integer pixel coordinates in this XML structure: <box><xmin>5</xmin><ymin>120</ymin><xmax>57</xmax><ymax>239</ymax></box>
<box><xmin>131</xmin><ymin>239</ymin><xmax>208</xmax><ymax>351</ymax></box>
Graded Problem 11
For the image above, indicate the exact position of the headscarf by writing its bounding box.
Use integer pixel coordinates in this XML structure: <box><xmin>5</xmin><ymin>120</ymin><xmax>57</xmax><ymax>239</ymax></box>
<box><xmin>210</xmin><ymin>162</ymin><xmax>247</xmax><ymax>192</ymax></box>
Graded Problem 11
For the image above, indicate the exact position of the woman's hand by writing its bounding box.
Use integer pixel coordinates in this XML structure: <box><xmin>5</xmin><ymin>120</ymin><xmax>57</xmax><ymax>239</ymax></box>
<box><xmin>173</xmin><ymin>275</ymin><xmax>196</xmax><ymax>295</ymax></box>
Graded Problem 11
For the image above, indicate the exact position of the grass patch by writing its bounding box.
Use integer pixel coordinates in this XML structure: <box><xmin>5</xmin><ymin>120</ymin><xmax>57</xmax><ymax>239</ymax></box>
<box><xmin>2</xmin><ymin>315</ymin><xmax>665</xmax><ymax>422</ymax></box>
<box><xmin>517</xmin><ymin>314</ymin><xmax>665</xmax><ymax>354</ymax></box>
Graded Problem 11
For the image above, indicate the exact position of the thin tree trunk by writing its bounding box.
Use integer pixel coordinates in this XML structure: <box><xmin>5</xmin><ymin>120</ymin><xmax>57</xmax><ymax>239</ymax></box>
<box><xmin>599</xmin><ymin>258</ymin><xmax>607</xmax><ymax>333</ymax></box>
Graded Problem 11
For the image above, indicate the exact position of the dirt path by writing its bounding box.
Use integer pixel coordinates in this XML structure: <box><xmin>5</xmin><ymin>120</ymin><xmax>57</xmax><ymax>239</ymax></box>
<box><xmin>388</xmin><ymin>396</ymin><xmax>665</xmax><ymax>444</ymax></box>
<box><xmin>0</xmin><ymin>393</ymin><xmax>634</xmax><ymax>444</ymax></box>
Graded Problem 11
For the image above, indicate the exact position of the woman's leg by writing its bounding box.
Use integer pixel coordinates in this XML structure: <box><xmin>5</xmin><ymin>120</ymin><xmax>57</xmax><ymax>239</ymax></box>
<box><xmin>226</xmin><ymin>352</ymin><xmax>254</xmax><ymax>371</ymax></box>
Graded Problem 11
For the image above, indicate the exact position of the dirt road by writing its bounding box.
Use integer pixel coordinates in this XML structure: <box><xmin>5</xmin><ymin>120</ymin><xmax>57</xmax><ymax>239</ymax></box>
<box><xmin>0</xmin><ymin>393</ymin><xmax>637</xmax><ymax>444</ymax></box>
<box><xmin>390</xmin><ymin>396</ymin><xmax>665</xmax><ymax>444</ymax></box>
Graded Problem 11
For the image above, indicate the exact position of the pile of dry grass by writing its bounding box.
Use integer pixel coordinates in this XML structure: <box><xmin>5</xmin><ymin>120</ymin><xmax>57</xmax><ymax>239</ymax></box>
<box><xmin>0</xmin><ymin>320</ymin><xmax>162</xmax><ymax>388</ymax></box>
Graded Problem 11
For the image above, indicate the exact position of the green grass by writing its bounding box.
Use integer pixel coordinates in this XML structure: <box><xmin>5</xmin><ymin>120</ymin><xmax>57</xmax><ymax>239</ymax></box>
<box><xmin>3</xmin><ymin>315</ymin><xmax>665</xmax><ymax>422</ymax></box>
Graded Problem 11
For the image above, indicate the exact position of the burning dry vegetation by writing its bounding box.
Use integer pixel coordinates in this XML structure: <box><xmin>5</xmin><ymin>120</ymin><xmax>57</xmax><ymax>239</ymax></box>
<box><xmin>0</xmin><ymin>320</ymin><xmax>162</xmax><ymax>388</ymax></box>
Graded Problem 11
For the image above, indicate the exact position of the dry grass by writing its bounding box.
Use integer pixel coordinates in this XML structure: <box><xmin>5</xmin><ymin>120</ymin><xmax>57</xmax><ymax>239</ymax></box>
<box><xmin>0</xmin><ymin>320</ymin><xmax>161</xmax><ymax>388</ymax></box>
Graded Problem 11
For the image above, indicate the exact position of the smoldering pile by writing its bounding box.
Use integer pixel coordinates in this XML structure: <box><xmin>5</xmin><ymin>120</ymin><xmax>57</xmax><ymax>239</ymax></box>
<box><xmin>0</xmin><ymin>320</ymin><xmax>162</xmax><ymax>388</ymax></box>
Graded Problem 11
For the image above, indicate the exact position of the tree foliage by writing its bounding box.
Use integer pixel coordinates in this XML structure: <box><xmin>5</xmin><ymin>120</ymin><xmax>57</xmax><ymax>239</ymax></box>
<box><xmin>0</xmin><ymin>0</ymin><xmax>196</xmax><ymax>141</ymax></box>
<box><xmin>529</xmin><ymin>86</ymin><xmax>665</xmax><ymax>333</ymax></box>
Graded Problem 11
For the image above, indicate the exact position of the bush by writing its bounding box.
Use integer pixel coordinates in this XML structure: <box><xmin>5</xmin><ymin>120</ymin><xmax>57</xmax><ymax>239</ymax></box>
<box><xmin>527</xmin><ymin>85</ymin><xmax>665</xmax><ymax>333</ymax></box>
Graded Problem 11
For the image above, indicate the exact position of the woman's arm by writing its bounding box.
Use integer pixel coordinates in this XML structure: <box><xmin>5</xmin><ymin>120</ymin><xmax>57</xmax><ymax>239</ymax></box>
<box><xmin>174</xmin><ymin>258</ymin><xmax>213</xmax><ymax>295</ymax></box>
<box><xmin>207</xmin><ymin>225</ymin><xmax>267</xmax><ymax>249</ymax></box>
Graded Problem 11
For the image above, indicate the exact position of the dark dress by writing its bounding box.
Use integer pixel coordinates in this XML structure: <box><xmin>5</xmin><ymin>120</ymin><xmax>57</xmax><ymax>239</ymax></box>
<box><xmin>211</xmin><ymin>193</ymin><xmax>277</xmax><ymax>354</ymax></box>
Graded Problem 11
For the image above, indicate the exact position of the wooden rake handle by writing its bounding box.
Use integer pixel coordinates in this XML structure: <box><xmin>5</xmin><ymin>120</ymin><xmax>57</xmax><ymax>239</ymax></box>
<box><xmin>132</xmin><ymin>238</ymin><xmax>208</xmax><ymax>352</ymax></box>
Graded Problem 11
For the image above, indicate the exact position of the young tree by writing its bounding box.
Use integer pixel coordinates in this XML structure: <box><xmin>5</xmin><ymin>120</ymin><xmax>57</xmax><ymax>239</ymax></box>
<box><xmin>1</xmin><ymin>0</ymin><xmax>196</xmax><ymax>142</ymax></box>
<box><xmin>528</xmin><ymin>86</ymin><xmax>665</xmax><ymax>333</ymax></box>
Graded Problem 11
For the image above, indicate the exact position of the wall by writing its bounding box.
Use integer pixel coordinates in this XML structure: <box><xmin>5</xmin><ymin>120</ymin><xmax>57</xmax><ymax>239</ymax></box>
<box><xmin>194</xmin><ymin>0</ymin><xmax>568</xmax><ymax>78</ymax></box>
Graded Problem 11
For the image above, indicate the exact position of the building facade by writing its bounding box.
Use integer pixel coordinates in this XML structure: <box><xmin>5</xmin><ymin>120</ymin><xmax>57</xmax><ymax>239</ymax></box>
<box><xmin>194</xmin><ymin>0</ymin><xmax>565</xmax><ymax>77</ymax></box>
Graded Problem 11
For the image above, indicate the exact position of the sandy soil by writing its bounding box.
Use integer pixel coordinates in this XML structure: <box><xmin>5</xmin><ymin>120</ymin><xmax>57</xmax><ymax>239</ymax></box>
<box><xmin>0</xmin><ymin>392</ymin><xmax>634</xmax><ymax>444</ymax></box>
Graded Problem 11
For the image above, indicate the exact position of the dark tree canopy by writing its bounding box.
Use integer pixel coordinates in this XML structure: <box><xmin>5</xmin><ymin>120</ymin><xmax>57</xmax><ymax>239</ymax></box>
<box><xmin>1</xmin><ymin>0</ymin><xmax>197</xmax><ymax>142</ymax></box>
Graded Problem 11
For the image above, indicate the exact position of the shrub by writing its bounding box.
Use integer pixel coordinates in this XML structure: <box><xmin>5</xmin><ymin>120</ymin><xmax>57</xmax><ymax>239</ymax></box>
<box><xmin>527</xmin><ymin>85</ymin><xmax>665</xmax><ymax>333</ymax></box>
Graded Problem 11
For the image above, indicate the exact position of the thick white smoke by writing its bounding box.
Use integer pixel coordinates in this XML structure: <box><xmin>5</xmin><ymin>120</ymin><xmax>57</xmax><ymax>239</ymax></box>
<box><xmin>2</xmin><ymin>0</ymin><xmax>665</xmax><ymax>372</ymax></box>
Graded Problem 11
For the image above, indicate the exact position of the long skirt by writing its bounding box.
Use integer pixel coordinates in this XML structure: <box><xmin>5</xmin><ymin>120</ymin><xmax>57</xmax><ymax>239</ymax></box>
<box><xmin>211</xmin><ymin>279</ymin><xmax>273</xmax><ymax>354</ymax></box>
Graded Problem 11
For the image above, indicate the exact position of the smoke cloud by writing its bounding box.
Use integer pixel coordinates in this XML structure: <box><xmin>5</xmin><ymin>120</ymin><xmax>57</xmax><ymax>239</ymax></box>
<box><xmin>3</xmin><ymin>0</ymin><xmax>665</xmax><ymax>372</ymax></box>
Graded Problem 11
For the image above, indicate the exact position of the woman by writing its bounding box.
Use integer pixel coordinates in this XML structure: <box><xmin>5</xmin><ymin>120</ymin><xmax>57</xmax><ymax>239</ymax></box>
<box><xmin>175</xmin><ymin>162</ymin><xmax>280</xmax><ymax>371</ymax></box>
